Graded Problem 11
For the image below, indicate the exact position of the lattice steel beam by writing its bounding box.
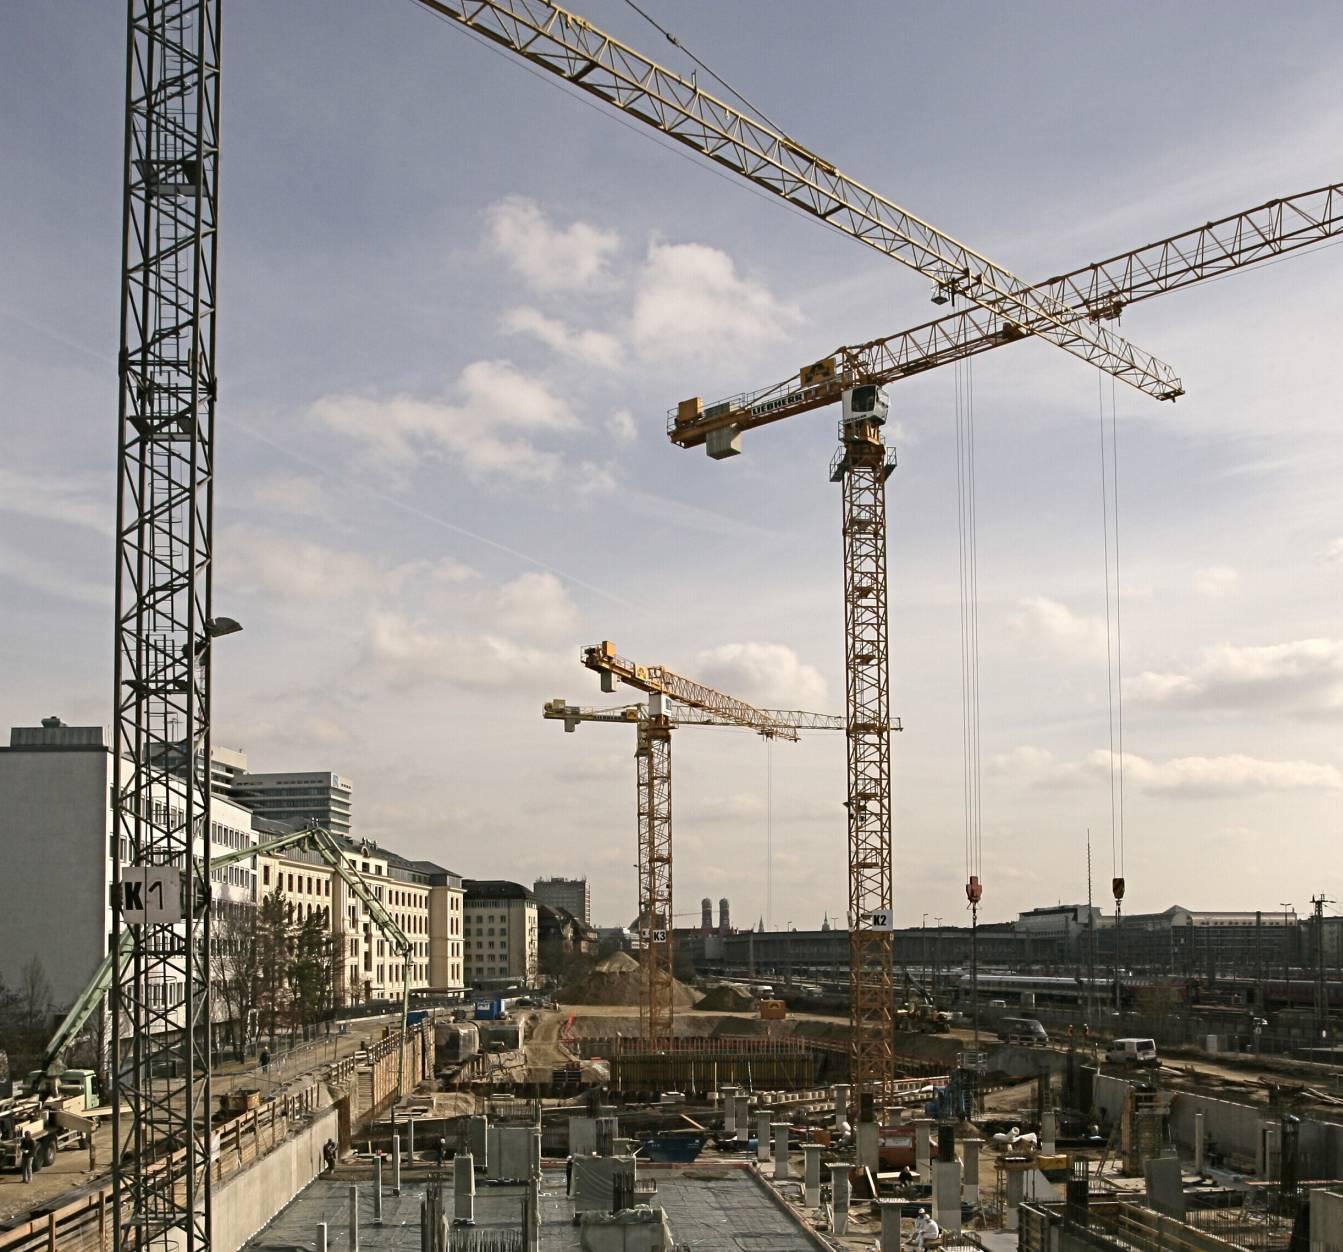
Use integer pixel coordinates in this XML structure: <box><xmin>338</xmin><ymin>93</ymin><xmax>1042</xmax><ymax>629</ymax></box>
<box><xmin>636</xmin><ymin>719</ymin><xmax>674</xmax><ymax>1040</ymax></box>
<box><xmin>831</xmin><ymin>415</ymin><xmax>897</xmax><ymax>1102</ymax></box>
<box><xmin>111</xmin><ymin>4</ymin><xmax>220</xmax><ymax>1251</ymax></box>
<box><xmin>415</xmin><ymin>0</ymin><xmax>1181</xmax><ymax>403</ymax></box>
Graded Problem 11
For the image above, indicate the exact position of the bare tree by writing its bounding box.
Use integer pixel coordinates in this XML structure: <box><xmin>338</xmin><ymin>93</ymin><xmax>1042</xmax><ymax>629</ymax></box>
<box><xmin>211</xmin><ymin>901</ymin><xmax>264</xmax><ymax>1063</ymax></box>
<box><xmin>20</xmin><ymin>957</ymin><xmax>53</xmax><ymax>1034</ymax></box>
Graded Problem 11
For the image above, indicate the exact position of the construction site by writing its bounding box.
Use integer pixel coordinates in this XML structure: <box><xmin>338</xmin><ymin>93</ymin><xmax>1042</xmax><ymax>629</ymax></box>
<box><xmin>2</xmin><ymin>1</ymin><xmax>1342</xmax><ymax>1251</ymax></box>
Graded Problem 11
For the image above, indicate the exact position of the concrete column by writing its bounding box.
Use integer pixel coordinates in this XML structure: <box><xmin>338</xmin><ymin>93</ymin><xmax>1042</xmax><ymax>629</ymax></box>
<box><xmin>829</xmin><ymin>1163</ymin><xmax>851</xmax><ymax>1235</ymax></box>
<box><xmin>373</xmin><ymin>1156</ymin><xmax>384</xmax><ymax>1225</ymax></box>
<box><xmin>317</xmin><ymin>1222</ymin><xmax>328</xmax><ymax>1252</ymax></box>
<box><xmin>857</xmin><ymin>1120</ymin><xmax>880</xmax><ymax>1174</ymax></box>
<box><xmin>772</xmin><ymin>1123</ymin><xmax>790</xmax><ymax>1180</ymax></box>
<box><xmin>722</xmin><ymin>1086</ymin><xmax>739</xmax><ymax>1133</ymax></box>
<box><xmin>1193</xmin><ymin>1111</ymin><xmax>1206</xmax><ymax>1174</ymax></box>
<box><xmin>751</xmin><ymin>1111</ymin><xmax>769</xmax><ymax>1162</ymax></box>
<box><xmin>735</xmin><ymin>1095</ymin><xmax>751</xmax><ymax>1142</ymax></box>
<box><xmin>879</xmin><ymin>1199</ymin><xmax>902</xmax><ymax>1251</ymax></box>
<box><xmin>394</xmin><ymin>1134</ymin><xmax>402</xmax><ymax>1195</ymax></box>
<box><xmin>468</xmin><ymin>1116</ymin><xmax>489</xmax><ymax>1170</ymax></box>
<box><xmin>525</xmin><ymin>1174</ymin><xmax>540</xmax><ymax>1252</ymax></box>
<box><xmin>1005</xmin><ymin>1168</ymin><xmax>1024</xmax><ymax>1232</ymax></box>
<box><xmin>530</xmin><ymin>1129</ymin><xmax>542</xmax><ymax>1175</ymax></box>
<box><xmin>419</xmin><ymin>1198</ymin><xmax>429</xmax><ymax>1252</ymax></box>
<box><xmin>454</xmin><ymin>1152</ymin><xmax>476</xmax><ymax>1225</ymax></box>
<box><xmin>934</xmin><ymin>1158</ymin><xmax>962</xmax><ymax>1233</ymax></box>
<box><xmin>348</xmin><ymin>1185</ymin><xmax>359</xmax><ymax>1252</ymax></box>
<box><xmin>409</xmin><ymin>1119</ymin><xmax>416</xmax><ymax>1160</ymax></box>
<box><xmin>913</xmin><ymin>1119</ymin><xmax>935</xmax><ymax>1183</ymax></box>
<box><xmin>1041</xmin><ymin>1109</ymin><xmax>1057</xmax><ymax>1155</ymax></box>
<box><xmin>961</xmin><ymin>1140</ymin><xmax>983</xmax><ymax>1208</ymax></box>
<box><xmin>833</xmin><ymin>1084</ymin><xmax>851</xmax><ymax>1127</ymax></box>
<box><xmin>803</xmin><ymin>1144</ymin><xmax>823</xmax><ymax>1208</ymax></box>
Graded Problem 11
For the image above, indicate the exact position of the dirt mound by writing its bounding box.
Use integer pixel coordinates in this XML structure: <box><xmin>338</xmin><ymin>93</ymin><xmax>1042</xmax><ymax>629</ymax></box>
<box><xmin>566</xmin><ymin>951</ymin><xmax>700</xmax><ymax>1007</ymax></box>
<box><xmin>695</xmin><ymin>983</ymin><xmax>756</xmax><ymax>1012</ymax></box>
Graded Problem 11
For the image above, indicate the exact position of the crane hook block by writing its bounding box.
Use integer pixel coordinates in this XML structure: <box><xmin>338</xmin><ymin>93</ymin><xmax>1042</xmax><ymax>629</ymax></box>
<box><xmin>1112</xmin><ymin>877</ymin><xmax>1126</xmax><ymax>902</ymax></box>
<box><xmin>966</xmin><ymin>876</ymin><xmax>982</xmax><ymax>904</ymax></box>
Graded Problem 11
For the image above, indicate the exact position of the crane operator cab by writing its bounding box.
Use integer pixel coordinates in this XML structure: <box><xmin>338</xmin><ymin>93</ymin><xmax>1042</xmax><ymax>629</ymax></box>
<box><xmin>842</xmin><ymin>383</ymin><xmax>889</xmax><ymax>428</ymax></box>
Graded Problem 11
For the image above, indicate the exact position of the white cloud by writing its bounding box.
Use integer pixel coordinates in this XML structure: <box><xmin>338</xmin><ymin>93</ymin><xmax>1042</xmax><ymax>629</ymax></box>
<box><xmin>1193</xmin><ymin>565</ymin><xmax>1239</xmax><ymax>597</ymax></box>
<box><xmin>496</xmin><ymin>571</ymin><xmax>579</xmax><ymax>640</ymax></box>
<box><xmin>990</xmin><ymin>743</ymin><xmax>1342</xmax><ymax>796</ymax></box>
<box><xmin>249</xmin><ymin>473</ymin><xmax>338</xmax><ymax>523</ymax></box>
<box><xmin>1007</xmin><ymin>596</ymin><xmax>1107</xmax><ymax>658</ymax></box>
<box><xmin>1323</xmin><ymin>538</ymin><xmax>1343</xmax><ymax>565</ymax></box>
<box><xmin>363</xmin><ymin>612</ymin><xmax>564</xmax><ymax>690</ymax></box>
<box><xmin>1127</xmin><ymin>638</ymin><xmax>1343</xmax><ymax>717</ymax></box>
<box><xmin>220</xmin><ymin>525</ymin><xmax>386</xmax><ymax>604</ymax></box>
<box><xmin>485</xmin><ymin>196</ymin><xmax>619</xmax><ymax>292</ymax></box>
<box><xmin>606</xmin><ymin>409</ymin><xmax>637</xmax><ymax>443</ymax></box>
<box><xmin>1097</xmin><ymin>750</ymin><xmax>1342</xmax><ymax>796</ymax></box>
<box><xmin>631</xmin><ymin>241</ymin><xmax>800</xmax><ymax>358</ymax></box>
<box><xmin>501</xmin><ymin>306</ymin><xmax>622</xmax><ymax>370</ymax></box>
<box><xmin>310</xmin><ymin>359</ymin><xmax>579</xmax><ymax>485</ymax></box>
<box><xmin>0</xmin><ymin>537</ymin><xmax>108</xmax><ymax>605</ymax></box>
<box><xmin>0</xmin><ymin>467</ymin><xmax>111</xmax><ymax>535</ymax></box>
<box><xmin>694</xmin><ymin>641</ymin><xmax>828</xmax><ymax>709</ymax></box>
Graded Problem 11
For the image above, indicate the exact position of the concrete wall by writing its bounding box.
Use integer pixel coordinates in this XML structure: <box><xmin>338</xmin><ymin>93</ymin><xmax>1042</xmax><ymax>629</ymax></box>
<box><xmin>1092</xmin><ymin>1072</ymin><xmax>1136</xmax><ymax>1127</ymax></box>
<box><xmin>213</xmin><ymin>1106</ymin><xmax>338</xmax><ymax>1252</ymax></box>
<box><xmin>1167</xmin><ymin>1093</ymin><xmax>1265</xmax><ymax>1168</ymax></box>
<box><xmin>987</xmin><ymin>1044</ymin><xmax>1070</xmax><ymax>1079</ymax></box>
<box><xmin>1311</xmin><ymin>1189</ymin><xmax>1343</xmax><ymax>1251</ymax></box>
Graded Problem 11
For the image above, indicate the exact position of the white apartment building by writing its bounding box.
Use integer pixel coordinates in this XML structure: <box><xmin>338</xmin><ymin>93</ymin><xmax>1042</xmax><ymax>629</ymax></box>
<box><xmin>463</xmin><ymin>881</ymin><xmax>540</xmax><ymax>987</ymax></box>
<box><xmin>256</xmin><ymin>832</ymin><xmax>465</xmax><ymax>1004</ymax></box>
<box><xmin>0</xmin><ymin>720</ymin><xmax>258</xmax><ymax>1011</ymax></box>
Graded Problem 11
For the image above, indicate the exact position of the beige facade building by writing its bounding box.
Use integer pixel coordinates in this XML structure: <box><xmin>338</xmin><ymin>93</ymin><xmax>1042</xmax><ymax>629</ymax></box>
<box><xmin>257</xmin><ymin>831</ymin><xmax>464</xmax><ymax>1004</ymax></box>
<box><xmin>463</xmin><ymin>881</ymin><xmax>540</xmax><ymax>987</ymax></box>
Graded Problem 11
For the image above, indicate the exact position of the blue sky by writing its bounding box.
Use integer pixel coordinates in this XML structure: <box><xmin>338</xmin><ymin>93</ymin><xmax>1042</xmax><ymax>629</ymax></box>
<box><xmin>2</xmin><ymin>1</ymin><xmax>1340</xmax><ymax>930</ymax></box>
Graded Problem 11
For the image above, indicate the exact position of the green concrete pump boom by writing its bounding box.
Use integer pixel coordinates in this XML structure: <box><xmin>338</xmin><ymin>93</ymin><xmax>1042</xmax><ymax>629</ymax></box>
<box><xmin>49</xmin><ymin>825</ymin><xmax>416</xmax><ymax>1099</ymax></box>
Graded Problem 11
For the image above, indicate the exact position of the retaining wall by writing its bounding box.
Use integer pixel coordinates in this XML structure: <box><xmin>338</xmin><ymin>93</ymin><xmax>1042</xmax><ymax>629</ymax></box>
<box><xmin>213</xmin><ymin>1107</ymin><xmax>338</xmax><ymax>1252</ymax></box>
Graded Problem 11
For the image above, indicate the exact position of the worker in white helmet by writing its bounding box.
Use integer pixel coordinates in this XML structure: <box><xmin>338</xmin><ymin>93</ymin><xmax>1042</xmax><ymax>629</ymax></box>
<box><xmin>911</xmin><ymin>1207</ymin><xmax>941</xmax><ymax>1250</ymax></box>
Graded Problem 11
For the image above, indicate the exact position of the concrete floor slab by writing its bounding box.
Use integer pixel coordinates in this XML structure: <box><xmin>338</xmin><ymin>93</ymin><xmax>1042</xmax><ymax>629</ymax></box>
<box><xmin>242</xmin><ymin>1166</ymin><xmax>823</xmax><ymax>1252</ymax></box>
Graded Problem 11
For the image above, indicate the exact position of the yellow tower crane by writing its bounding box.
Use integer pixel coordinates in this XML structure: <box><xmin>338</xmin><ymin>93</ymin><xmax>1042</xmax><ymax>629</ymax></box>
<box><xmin>667</xmin><ymin>179</ymin><xmax>1343</xmax><ymax>1100</ymax></box>
<box><xmin>418</xmin><ymin>0</ymin><xmax>1190</xmax><ymax>1102</ymax></box>
<box><xmin>553</xmin><ymin>643</ymin><xmax>898</xmax><ymax>1039</ymax></box>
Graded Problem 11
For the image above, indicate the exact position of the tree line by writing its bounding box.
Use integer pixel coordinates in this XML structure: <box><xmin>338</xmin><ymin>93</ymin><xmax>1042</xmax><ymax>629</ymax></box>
<box><xmin>211</xmin><ymin>886</ymin><xmax>339</xmax><ymax>1062</ymax></box>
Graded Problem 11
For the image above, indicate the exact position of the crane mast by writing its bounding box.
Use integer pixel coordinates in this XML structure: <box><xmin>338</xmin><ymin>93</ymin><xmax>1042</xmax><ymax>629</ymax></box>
<box><xmin>670</xmin><ymin>181</ymin><xmax>1343</xmax><ymax>451</ymax></box>
<box><xmin>571</xmin><ymin>644</ymin><xmax>835</xmax><ymax>1037</ymax></box>
<box><xmin>111</xmin><ymin>5</ymin><xmax>221</xmax><ymax>1252</ymax></box>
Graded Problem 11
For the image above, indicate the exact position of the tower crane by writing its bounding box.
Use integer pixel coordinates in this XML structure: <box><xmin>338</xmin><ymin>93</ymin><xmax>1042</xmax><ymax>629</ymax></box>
<box><xmin>559</xmin><ymin>643</ymin><xmax>899</xmax><ymax>1039</ymax></box>
<box><xmin>666</xmin><ymin>178</ymin><xmax>1343</xmax><ymax>1101</ymax></box>
<box><xmin>670</xmin><ymin>181</ymin><xmax>1343</xmax><ymax>453</ymax></box>
<box><xmin>104</xmin><ymin>0</ymin><xmax>1188</xmax><ymax>1238</ymax></box>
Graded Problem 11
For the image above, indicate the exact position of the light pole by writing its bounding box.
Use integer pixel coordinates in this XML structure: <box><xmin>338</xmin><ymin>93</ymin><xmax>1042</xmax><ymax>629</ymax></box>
<box><xmin>921</xmin><ymin>913</ymin><xmax>929</xmax><ymax>993</ymax></box>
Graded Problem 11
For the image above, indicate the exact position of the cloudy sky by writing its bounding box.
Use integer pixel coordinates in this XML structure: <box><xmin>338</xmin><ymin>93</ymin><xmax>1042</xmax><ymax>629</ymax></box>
<box><xmin>2</xmin><ymin>1</ymin><xmax>1340</xmax><ymax>931</ymax></box>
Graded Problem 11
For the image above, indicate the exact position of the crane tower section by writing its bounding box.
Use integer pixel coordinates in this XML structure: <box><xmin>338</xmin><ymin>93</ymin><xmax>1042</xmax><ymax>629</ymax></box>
<box><xmin>832</xmin><ymin>386</ymin><xmax>898</xmax><ymax>1100</ymax></box>
<box><xmin>111</xmin><ymin>4</ymin><xmax>221</xmax><ymax>1251</ymax></box>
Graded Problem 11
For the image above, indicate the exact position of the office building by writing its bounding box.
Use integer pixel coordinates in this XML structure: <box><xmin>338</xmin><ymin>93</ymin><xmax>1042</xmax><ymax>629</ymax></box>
<box><xmin>464</xmin><ymin>881</ymin><xmax>540</xmax><ymax>987</ymax></box>
<box><xmin>230</xmin><ymin>770</ymin><xmax>354</xmax><ymax>836</ymax></box>
<box><xmin>532</xmin><ymin>876</ymin><xmax>591</xmax><ymax>925</ymax></box>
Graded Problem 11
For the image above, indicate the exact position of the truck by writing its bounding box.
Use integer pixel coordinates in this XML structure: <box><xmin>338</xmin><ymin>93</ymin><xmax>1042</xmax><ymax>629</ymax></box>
<box><xmin>0</xmin><ymin>1069</ymin><xmax>100</xmax><ymax>1173</ymax></box>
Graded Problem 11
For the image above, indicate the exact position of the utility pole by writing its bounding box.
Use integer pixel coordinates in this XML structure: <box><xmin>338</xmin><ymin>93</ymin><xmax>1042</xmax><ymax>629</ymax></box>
<box><xmin>1086</xmin><ymin>830</ymin><xmax>1097</xmax><ymax>1026</ymax></box>
<box><xmin>1256</xmin><ymin>910</ymin><xmax>1264</xmax><ymax>1016</ymax></box>
<box><xmin>933</xmin><ymin>917</ymin><xmax>944</xmax><ymax>1005</ymax></box>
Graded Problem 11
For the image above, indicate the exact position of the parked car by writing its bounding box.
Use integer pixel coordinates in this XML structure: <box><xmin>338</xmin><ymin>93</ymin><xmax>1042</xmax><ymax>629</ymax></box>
<box><xmin>998</xmin><ymin>1017</ymin><xmax>1049</xmax><ymax>1045</ymax></box>
<box><xmin>1105</xmin><ymin>1037</ymin><xmax>1158</xmax><ymax>1066</ymax></box>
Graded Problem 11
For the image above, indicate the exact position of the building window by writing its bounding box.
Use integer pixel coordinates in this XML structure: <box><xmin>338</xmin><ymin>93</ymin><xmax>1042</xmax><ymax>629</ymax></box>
<box><xmin>263</xmin><ymin>865</ymin><xmax>271</xmax><ymax>886</ymax></box>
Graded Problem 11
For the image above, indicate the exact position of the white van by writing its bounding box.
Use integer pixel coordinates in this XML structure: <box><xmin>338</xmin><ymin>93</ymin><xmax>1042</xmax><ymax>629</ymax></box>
<box><xmin>1105</xmin><ymin>1037</ymin><xmax>1158</xmax><ymax>1066</ymax></box>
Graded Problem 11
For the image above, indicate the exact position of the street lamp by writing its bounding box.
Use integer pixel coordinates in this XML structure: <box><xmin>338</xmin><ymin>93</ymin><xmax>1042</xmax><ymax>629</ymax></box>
<box><xmin>933</xmin><ymin>916</ymin><xmax>944</xmax><ymax>1003</ymax></box>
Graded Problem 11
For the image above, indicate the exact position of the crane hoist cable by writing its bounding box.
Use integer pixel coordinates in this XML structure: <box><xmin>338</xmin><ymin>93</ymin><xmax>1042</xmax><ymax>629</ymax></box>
<box><xmin>1098</xmin><ymin>374</ymin><xmax>1127</xmax><ymax>888</ymax></box>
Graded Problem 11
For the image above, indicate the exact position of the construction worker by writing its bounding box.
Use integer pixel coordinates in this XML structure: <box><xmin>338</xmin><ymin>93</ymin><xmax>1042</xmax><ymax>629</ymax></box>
<box><xmin>910</xmin><ymin>1207</ymin><xmax>941</xmax><ymax>1250</ymax></box>
<box><xmin>323</xmin><ymin>1139</ymin><xmax>337</xmax><ymax>1173</ymax></box>
<box><xmin>20</xmin><ymin>1131</ymin><xmax>37</xmax><ymax>1183</ymax></box>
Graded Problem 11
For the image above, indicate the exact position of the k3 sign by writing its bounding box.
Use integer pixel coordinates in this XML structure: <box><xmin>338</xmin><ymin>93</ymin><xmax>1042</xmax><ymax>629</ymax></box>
<box><xmin>119</xmin><ymin>865</ymin><xmax>184</xmax><ymax>924</ymax></box>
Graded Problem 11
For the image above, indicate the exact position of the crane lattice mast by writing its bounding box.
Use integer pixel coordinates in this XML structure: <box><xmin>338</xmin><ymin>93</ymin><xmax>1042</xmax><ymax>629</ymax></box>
<box><xmin>111</xmin><ymin>4</ymin><xmax>222</xmax><ymax>1252</ymax></box>
<box><xmin>573</xmin><ymin>644</ymin><xmax>818</xmax><ymax>1037</ymax></box>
